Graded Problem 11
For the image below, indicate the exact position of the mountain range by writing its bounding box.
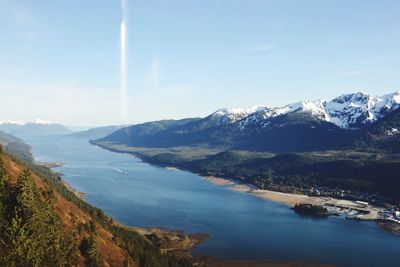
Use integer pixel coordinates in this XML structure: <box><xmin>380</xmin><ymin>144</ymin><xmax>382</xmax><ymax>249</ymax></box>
<box><xmin>96</xmin><ymin>91</ymin><xmax>400</xmax><ymax>152</ymax></box>
<box><xmin>0</xmin><ymin>119</ymin><xmax>72</xmax><ymax>137</ymax></box>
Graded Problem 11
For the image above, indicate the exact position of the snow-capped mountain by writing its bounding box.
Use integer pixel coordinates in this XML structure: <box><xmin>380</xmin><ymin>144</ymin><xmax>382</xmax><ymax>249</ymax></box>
<box><xmin>98</xmin><ymin>90</ymin><xmax>400</xmax><ymax>153</ymax></box>
<box><xmin>324</xmin><ymin>91</ymin><xmax>400</xmax><ymax>129</ymax></box>
<box><xmin>0</xmin><ymin>120</ymin><xmax>27</xmax><ymax>126</ymax></box>
<box><xmin>0</xmin><ymin>119</ymin><xmax>54</xmax><ymax>126</ymax></box>
<box><xmin>216</xmin><ymin>91</ymin><xmax>400</xmax><ymax>130</ymax></box>
<box><xmin>209</xmin><ymin>106</ymin><xmax>265</xmax><ymax>125</ymax></box>
<box><xmin>0</xmin><ymin>119</ymin><xmax>72</xmax><ymax>137</ymax></box>
<box><xmin>239</xmin><ymin>100</ymin><xmax>329</xmax><ymax>129</ymax></box>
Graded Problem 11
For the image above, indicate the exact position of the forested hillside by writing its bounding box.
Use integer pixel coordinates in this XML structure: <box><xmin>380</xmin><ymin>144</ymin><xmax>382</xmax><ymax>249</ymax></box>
<box><xmin>184</xmin><ymin>151</ymin><xmax>400</xmax><ymax>201</ymax></box>
<box><xmin>0</xmin><ymin>145</ymin><xmax>193</xmax><ymax>267</ymax></box>
<box><xmin>354</xmin><ymin>108</ymin><xmax>400</xmax><ymax>152</ymax></box>
<box><xmin>95</xmin><ymin>93</ymin><xmax>400</xmax><ymax>153</ymax></box>
<box><xmin>0</xmin><ymin>130</ymin><xmax>33</xmax><ymax>162</ymax></box>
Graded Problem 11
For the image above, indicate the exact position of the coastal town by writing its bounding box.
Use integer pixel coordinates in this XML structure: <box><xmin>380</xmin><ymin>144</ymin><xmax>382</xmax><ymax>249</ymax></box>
<box><xmin>208</xmin><ymin>176</ymin><xmax>400</xmax><ymax>227</ymax></box>
<box><xmin>322</xmin><ymin>199</ymin><xmax>400</xmax><ymax>223</ymax></box>
<box><xmin>307</xmin><ymin>186</ymin><xmax>400</xmax><ymax>223</ymax></box>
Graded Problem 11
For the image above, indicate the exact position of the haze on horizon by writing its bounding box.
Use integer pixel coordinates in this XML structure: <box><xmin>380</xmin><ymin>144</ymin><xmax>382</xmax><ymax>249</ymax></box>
<box><xmin>0</xmin><ymin>0</ymin><xmax>399</xmax><ymax>126</ymax></box>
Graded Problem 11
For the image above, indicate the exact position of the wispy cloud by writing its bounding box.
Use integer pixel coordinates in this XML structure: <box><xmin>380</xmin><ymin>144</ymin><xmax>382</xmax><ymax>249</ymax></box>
<box><xmin>245</xmin><ymin>44</ymin><xmax>275</xmax><ymax>53</ymax></box>
<box><xmin>145</xmin><ymin>59</ymin><xmax>163</xmax><ymax>83</ymax></box>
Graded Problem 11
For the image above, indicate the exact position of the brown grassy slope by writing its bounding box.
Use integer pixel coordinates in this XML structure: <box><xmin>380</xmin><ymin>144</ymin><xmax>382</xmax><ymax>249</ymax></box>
<box><xmin>0</xmin><ymin>153</ymin><xmax>128</xmax><ymax>267</ymax></box>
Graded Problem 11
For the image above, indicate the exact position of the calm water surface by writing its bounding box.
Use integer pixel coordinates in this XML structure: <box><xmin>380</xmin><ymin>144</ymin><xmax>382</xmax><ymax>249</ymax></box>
<box><xmin>23</xmin><ymin>135</ymin><xmax>400</xmax><ymax>267</ymax></box>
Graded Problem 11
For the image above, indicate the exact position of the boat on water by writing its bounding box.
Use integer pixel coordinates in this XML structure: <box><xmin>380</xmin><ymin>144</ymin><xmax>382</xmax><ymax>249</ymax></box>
<box><xmin>115</xmin><ymin>168</ymin><xmax>128</xmax><ymax>175</ymax></box>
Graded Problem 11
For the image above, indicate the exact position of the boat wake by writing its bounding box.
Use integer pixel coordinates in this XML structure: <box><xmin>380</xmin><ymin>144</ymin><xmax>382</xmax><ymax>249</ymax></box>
<box><xmin>114</xmin><ymin>168</ymin><xmax>128</xmax><ymax>175</ymax></box>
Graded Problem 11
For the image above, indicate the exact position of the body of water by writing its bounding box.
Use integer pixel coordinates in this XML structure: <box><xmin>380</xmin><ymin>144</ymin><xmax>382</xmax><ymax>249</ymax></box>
<box><xmin>23</xmin><ymin>135</ymin><xmax>400</xmax><ymax>267</ymax></box>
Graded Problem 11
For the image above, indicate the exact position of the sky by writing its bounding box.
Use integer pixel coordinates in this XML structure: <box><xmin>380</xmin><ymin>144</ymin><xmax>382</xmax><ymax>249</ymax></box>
<box><xmin>0</xmin><ymin>0</ymin><xmax>399</xmax><ymax>126</ymax></box>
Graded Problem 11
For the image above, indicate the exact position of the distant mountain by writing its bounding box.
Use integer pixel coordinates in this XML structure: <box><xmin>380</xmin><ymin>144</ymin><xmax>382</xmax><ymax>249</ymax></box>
<box><xmin>238</xmin><ymin>91</ymin><xmax>400</xmax><ymax>130</ymax></box>
<box><xmin>0</xmin><ymin>119</ymin><xmax>72</xmax><ymax>137</ymax></box>
<box><xmin>0</xmin><ymin>130</ymin><xmax>32</xmax><ymax>161</ymax></box>
<box><xmin>96</xmin><ymin>91</ymin><xmax>400</xmax><ymax>152</ymax></box>
<box><xmin>72</xmin><ymin>125</ymin><xmax>125</xmax><ymax>140</ymax></box>
<box><xmin>98</xmin><ymin>118</ymin><xmax>202</xmax><ymax>145</ymax></box>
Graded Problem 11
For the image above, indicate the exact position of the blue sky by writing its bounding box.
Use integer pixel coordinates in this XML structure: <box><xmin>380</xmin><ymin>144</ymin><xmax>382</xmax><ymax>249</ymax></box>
<box><xmin>0</xmin><ymin>0</ymin><xmax>399</xmax><ymax>125</ymax></box>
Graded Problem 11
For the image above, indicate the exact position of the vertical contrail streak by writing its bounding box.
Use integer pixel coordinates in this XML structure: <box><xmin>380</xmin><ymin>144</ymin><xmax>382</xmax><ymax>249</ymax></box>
<box><xmin>120</xmin><ymin>0</ymin><xmax>128</xmax><ymax>123</ymax></box>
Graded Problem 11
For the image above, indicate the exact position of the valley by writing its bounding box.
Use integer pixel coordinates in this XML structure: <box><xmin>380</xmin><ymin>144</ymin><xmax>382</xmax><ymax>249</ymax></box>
<box><xmin>2</xmin><ymin>90</ymin><xmax>400</xmax><ymax>266</ymax></box>
<box><xmin>19</xmin><ymin>134</ymin><xmax>400</xmax><ymax>267</ymax></box>
<box><xmin>0</xmin><ymin>134</ymin><xmax>200</xmax><ymax>266</ymax></box>
<box><xmin>88</xmin><ymin>91</ymin><xmax>400</xmax><ymax>213</ymax></box>
<box><xmin>92</xmin><ymin>141</ymin><xmax>400</xmax><ymax>232</ymax></box>
<box><xmin>2</xmin><ymin>1</ymin><xmax>400</xmax><ymax>265</ymax></box>
<box><xmin>93</xmin><ymin>141</ymin><xmax>400</xmax><ymax>202</ymax></box>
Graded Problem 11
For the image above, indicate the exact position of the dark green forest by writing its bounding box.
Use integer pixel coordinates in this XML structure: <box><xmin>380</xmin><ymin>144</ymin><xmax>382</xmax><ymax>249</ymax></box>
<box><xmin>139</xmin><ymin>150</ymin><xmax>400</xmax><ymax>203</ymax></box>
<box><xmin>292</xmin><ymin>204</ymin><xmax>329</xmax><ymax>217</ymax></box>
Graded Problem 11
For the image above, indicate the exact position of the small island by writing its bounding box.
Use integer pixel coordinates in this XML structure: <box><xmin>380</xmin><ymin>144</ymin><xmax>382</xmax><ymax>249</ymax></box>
<box><xmin>292</xmin><ymin>204</ymin><xmax>330</xmax><ymax>217</ymax></box>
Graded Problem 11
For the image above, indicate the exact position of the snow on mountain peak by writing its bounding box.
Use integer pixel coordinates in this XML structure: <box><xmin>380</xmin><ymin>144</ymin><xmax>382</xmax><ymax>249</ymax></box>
<box><xmin>239</xmin><ymin>100</ymin><xmax>328</xmax><ymax>129</ymax></box>
<box><xmin>30</xmin><ymin>119</ymin><xmax>53</xmax><ymax>125</ymax></box>
<box><xmin>210</xmin><ymin>105</ymin><xmax>265</xmax><ymax>124</ymax></box>
<box><xmin>221</xmin><ymin>90</ymin><xmax>400</xmax><ymax>130</ymax></box>
<box><xmin>325</xmin><ymin>91</ymin><xmax>400</xmax><ymax>129</ymax></box>
<box><xmin>0</xmin><ymin>120</ymin><xmax>27</xmax><ymax>126</ymax></box>
<box><xmin>0</xmin><ymin>119</ymin><xmax>55</xmax><ymax>126</ymax></box>
<box><xmin>373</xmin><ymin>91</ymin><xmax>400</xmax><ymax>113</ymax></box>
<box><xmin>287</xmin><ymin>100</ymin><xmax>329</xmax><ymax>120</ymax></box>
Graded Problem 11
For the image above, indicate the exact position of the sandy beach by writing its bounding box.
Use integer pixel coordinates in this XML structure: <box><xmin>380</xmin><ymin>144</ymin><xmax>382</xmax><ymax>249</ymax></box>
<box><xmin>165</xmin><ymin>166</ymin><xmax>179</xmax><ymax>171</ymax></box>
<box><xmin>203</xmin><ymin>176</ymin><xmax>391</xmax><ymax>227</ymax></box>
<box><xmin>37</xmin><ymin>161</ymin><xmax>64</xmax><ymax>168</ymax></box>
<box><xmin>204</xmin><ymin>176</ymin><xmax>330</xmax><ymax>207</ymax></box>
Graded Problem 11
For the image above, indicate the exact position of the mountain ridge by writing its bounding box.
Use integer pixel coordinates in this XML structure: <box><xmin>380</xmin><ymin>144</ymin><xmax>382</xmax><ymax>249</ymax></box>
<box><xmin>96</xmin><ymin>91</ymin><xmax>400</xmax><ymax>152</ymax></box>
<box><xmin>214</xmin><ymin>90</ymin><xmax>400</xmax><ymax>130</ymax></box>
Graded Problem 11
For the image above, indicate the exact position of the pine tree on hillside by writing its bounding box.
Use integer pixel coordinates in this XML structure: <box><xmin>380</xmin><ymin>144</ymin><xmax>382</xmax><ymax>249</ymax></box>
<box><xmin>0</xmin><ymin>166</ymin><xmax>77</xmax><ymax>266</ymax></box>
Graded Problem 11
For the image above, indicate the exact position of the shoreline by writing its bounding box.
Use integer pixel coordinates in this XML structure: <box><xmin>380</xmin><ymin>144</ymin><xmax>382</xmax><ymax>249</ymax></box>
<box><xmin>203</xmin><ymin>176</ymin><xmax>400</xmax><ymax>235</ymax></box>
<box><xmin>39</xmin><ymin>152</ymin><xmax>211</xmax><ymax>258</ymax></box>
<box><xmin>92</xmin><ymin>141</ymin><xmax>328</xmax><ymax>207</ymax></box>
<box><xmin>36</xmin><ymin>161</ymin><xmax>64</xmax><ymax>168</ymax></box>
<box><xmin>203</xmin><ymin>176</ymin><xmax>329</xmax><ymax>207</ymax></box>
<box><xmin>92</xmin><ymin>142</ymin><xmax>384</xmax><ymax>208</ymax></box>
<box><xmin>91</xmin><ymin>141</ymin><xmax>400</xmax><ymax>235</ymax></box>
<box><xmin>61</xmin><ymin>180</ymin><xmax>87</xmax><ymax>200</ymax></box>
<box><xmin>165</xmin><ymin>166</ymin><xmax>179</xmax><ymax>171</ymax></box>
<box><xmin>39</xmin><ymin>161</ymin><xmax>87</xmax><ymax>200</ymax></box>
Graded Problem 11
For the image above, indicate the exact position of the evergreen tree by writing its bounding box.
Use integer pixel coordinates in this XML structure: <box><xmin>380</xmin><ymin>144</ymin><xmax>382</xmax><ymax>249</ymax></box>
<box><xmin>0</xmin><ymin>158</ymin><xmax>10</xmax><ymax>228</ymax></box>
<box><xmin>83</xmin><ymin>234</ymin><xmax>101</xmax><ymax>267</ymax></box>
<box><xmin>1</xmin><ymin>168</ymin><xmax>77</xmax><ymax>266</ymax></box>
